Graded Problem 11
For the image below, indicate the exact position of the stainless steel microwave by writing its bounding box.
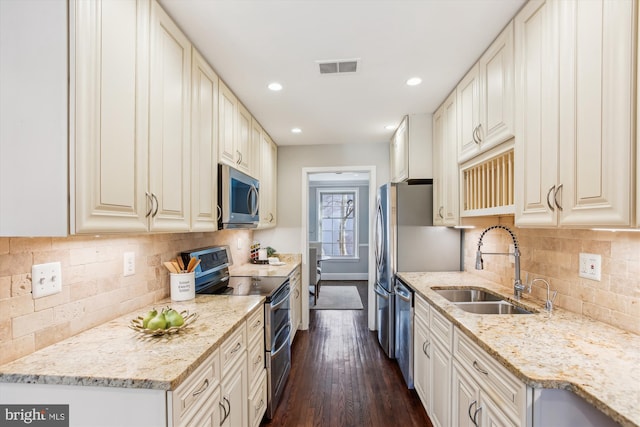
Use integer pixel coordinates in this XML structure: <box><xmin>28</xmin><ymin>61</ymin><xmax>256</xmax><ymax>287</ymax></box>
<box><xmin>219</xmin><ymin>164</ymin><xmax>259</xmax><ymax>229</ymax></box>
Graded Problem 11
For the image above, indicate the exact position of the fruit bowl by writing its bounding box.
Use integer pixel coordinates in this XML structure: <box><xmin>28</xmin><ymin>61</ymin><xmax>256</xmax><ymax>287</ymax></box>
<box><xmin>129</xmin><ymin>310</ymin><xmax>198</xmax><ymax>336</ymax></box>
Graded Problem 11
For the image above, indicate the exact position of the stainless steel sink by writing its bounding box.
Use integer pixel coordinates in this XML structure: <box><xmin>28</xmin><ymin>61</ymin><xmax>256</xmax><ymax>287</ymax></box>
<box><xmin>433</xmin><ymin>288</ymin><xmax>503</xmax><ymax>303</ymax></box>
<box><xmin>455</xmin><ymin>301</ymin><xmax>533</xmax><ymax>315</ymax></box>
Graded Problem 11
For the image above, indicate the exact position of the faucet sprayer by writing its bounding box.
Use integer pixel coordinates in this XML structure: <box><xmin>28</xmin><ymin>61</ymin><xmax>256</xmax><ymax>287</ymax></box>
<box><xmin>475</xmin><ymin>225</ymin><xmax>524</xmax><ymax>299</ymax></box>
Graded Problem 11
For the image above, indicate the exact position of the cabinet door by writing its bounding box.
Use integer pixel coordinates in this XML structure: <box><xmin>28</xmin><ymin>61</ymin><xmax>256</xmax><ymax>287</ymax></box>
<box><xmin>451</xmin><ymin>362</ymin><xmax>480</xmax><ymax>427</ymax></box>
<box><xmin>218</xmin><ymin>80</ymin><xmax>237</xmax><ymax>167</ymax></box>
<box><xmin>514</xmin><ymin>0</ymin><xmax>560</xmax><ymax>227</ymax></box>
<box><xmin>442</xmin><ymin>93</ymin><xmax>459</xmax><ymax>225</ymax></box>
<box><xmin>236</xmin><ymin>102</ymin><xmax>252</xmax><ymax>174</ymax></box>
<box><xmin>557</xmin><ymin>0</ymin><xmax>635</xmax><ymax>227</ymax></box>
<box><xmin>432</xmin><ymin>104</ymin><xmax>445</xmax><ymax>226</ymax></box>
<box><xmin>73</xmin><ymin>0</ymin><xmax>149</xmax><ymax>234</ymax></box>
<box><xmin>479</xmin><ymin>22</ymin><xmax>514</xmax><ymax>150</ymax></box>
<box><xmin>457</xmin><ymin>64</ymin><xmax>480</xmax><ymax>163</ymax></box>
<box><xmin>430</xmin><ymin>339</ymin><xmax>451</xmax><ymax>427</ymax></box>
<box><xmin>149</xmin><ymin>0</ymin><xmax>191</xmax><ymax>232</ymax></box>
<box><xmin>191</xmin><ymin>49</ymin><xmax>219</xmax><ymax>232</ymax></box>
<box><xmin>413</xmin><ymin>315</ymin><xmax>430</xmax><ymax>412</ymax></box>
<box><xmin>479</xmin><ymin>392</ymin><xmax>519</xmax><ymax>427</ymax></box>
<box><xmin>220</xmin><ymin>352</ymin><xmax>248</xmax><ymax>427</ymax></box>
<box><xmin>185</xmin><ymin>387</ymin><xmax>221</xmax><ymax>427</ymax></box>
<box><xmin>259</xmin><ymin>133</ymin><xmax>277</xmax><ymax>228</ymax></box>
<box><xmin>391</xmin><ymin>116</ymin><xmax>408</xmax><ymax>182</ymax></box>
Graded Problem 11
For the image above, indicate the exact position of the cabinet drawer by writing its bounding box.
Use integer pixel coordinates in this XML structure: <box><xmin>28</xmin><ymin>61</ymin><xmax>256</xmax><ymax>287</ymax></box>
<box><xmin>429</xmin><ymin>307</ymin><xmax>452</xmax><ymax>349</ymax></box>
<box><xmin>171</xmin><ymin>349</ymin><xmax>220</xmax><ymax>426</ymax></box>
<box><xmin>414</xmin><ymin>294</ymin><xmax>430</xmax><ymax>325</ymax></box>
<box><xmin>247</xmin><ymin>305</ymin><xmax>265</xmax><ymax>346</ymax></box>
<box><xmin>248</xmin><ymin>370</ymin><xmax>267</xmax><ymax>427</ymax></box>
<box><xmin>453</xmin><ymin>330</ymin><xmax>526</xmax><ymax>419</ymax></box>
<box><xmin>221</xmin><ymin>323</ymin><xmax>247</xmax><ymax>374</ymax></box>
<box><xmin>247</xmin><ymin>334</ymin><xmax>265</xmax><ymax>388</ymax></box>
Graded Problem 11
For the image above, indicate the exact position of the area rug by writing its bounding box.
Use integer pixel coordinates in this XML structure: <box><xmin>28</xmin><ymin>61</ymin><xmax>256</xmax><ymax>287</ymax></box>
<box><xmin>311</xmin><ymin>286</ymin><xmax>363</xmax><ymax>310</ymax></box>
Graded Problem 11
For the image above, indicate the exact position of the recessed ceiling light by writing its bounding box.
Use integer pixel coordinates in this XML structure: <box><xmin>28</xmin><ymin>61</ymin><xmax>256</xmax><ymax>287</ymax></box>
<box><xmin>291</xmin><ymin>128</ymin><xmax>302</xmax><ymax>134</ymax></box>
<box><xmin>385</xmin><ymin>125</ymin><xmax>396</xmax><ymax>130</ymax></box>
<box><xmin>406</xmin><ymin>77</ymin><xmax>422</xmax><ymax>86</ymax></box>
<box><xmin>268</xmin><ymin>82</ymin><xmax>283</xmax><ymax>91</ymax></box>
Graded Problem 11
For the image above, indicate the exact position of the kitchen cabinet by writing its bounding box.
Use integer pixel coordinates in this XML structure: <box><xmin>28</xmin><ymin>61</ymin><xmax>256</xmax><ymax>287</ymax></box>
<box><xmin>289</xmin><ymin>265</ymin><xmax>302</xmax><ymax>343</ymax></box>
<box><xmin>432</xmin><ymin>91</ymin><xmax>459</xmax><ymax>226</ymax></box>
<box><xmin>390</xmin><ymin>114</ymin><xmax>432</xmax><ymax>182</ymax></box>
<box><xmin>452</xmin><ymin>329</ymin><xmax>527</xmax><ymax>426</ymax></box>
<box><xmin>148</xmin><ymin>0</ymin><xmax>192</xmax><ymax>232</ymax></box>
<box><xmin>220</xmin><ymin>323</ymin><xmax>249</xmax><ymax>427</ymax></box>
<box><xmin>515</xmin><ymin>0</ymin><xmax>636</xmax><ymax>228</ymax></box>
<box><xmin>413</xmin><ymin>294</ymin><xmax>451</xmax><ymax>427</ymax></box>
<box><xmin>190</xmin><ymin>48</ymin><xmax>220</xmax><ymax>232</ymax></box>
<box><xmin>72</xmin><ymin>0</ymin><xmax>150</xmax><ymax>234</ymax></box>
<box><xmin>218</xmin><ymin>81</ymin><xmax>253</xmax><ymax>175</ymax></box>
<box><xmin>0</xmin><ymin>0</ymin><xmax>67</xmax><ymax>236</ymax></box>
<box><xmin>458</xmin><ymin>22</ymin><xmax>514</xmax><ymax>164</ymax></box>
<box><xmin>257</xmin><ymin>123</ymin><xmax>278</xmax><ymax>229</ymax></box>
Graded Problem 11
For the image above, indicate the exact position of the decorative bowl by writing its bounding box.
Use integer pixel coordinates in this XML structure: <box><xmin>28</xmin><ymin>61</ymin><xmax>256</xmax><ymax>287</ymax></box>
<box><xmin>129</xmin><ymin>310</ymin><xmax>198</xmax><ymax>336</ymax></box>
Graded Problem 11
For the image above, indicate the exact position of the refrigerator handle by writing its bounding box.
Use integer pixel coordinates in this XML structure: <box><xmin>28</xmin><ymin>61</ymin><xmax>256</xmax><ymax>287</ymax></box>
<box><xmin>374</xmin><ymin>285</ymin><xmax>390</xmax><ymax>300</ymax></box>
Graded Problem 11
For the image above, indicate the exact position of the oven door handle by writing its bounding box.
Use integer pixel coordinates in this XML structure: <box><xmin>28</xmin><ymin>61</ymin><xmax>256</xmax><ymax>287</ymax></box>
<box><xmin>270</xmin><ymin>287</ymin><xmax>292</xmax><ymax>311</ymax></box>
<box><xmin>271</xmin><ymin>324</ymin><xmax>292</xmax><ymax>358</ymax></box>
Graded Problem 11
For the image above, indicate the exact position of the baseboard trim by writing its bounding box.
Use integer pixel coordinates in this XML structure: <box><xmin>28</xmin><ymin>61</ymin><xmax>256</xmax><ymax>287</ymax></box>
<box><xmin>321</xmin><ymin>273</ymin><xmax>368</xmax><ymax>281</ymax></box>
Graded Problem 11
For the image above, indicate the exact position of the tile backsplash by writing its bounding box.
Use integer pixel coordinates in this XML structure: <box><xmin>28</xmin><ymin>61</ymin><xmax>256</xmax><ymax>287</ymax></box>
<box><xmin>0</xmin><ymin>230</ymin><xmax>253</xmax><ymax>365</ymax></box>
<box><xmin>462</xmin><ymin>216</ymin><xmax>640</xmax><ymax>335</ymax></box>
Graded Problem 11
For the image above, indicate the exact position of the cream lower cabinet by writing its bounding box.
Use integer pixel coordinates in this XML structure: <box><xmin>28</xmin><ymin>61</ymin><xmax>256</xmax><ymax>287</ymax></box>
<box><xmin>515</xmin><ymin>0</ymin><xmax>636</xmax><ymax>228</ymax></box>
<box><xmin>289</xmin><ymin>266</ymin><xmax>302</xmax><ymax>343</ymax></box>
<box><xmin>413</xmin><ymin>295</ymin><xmax>450</xmax><ymax>427</ymax></box>
<box><xmin>246</xmin><ymin>306</ymin><xmax>268</xmax><ymax>427</ymax></box>
<box><xmin>220</xmin><ymin>322</ymin><xmax>249</xmax><ymax>427</ymax></box>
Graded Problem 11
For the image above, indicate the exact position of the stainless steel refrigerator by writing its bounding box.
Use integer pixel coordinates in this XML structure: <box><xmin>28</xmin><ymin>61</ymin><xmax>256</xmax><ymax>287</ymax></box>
<box><xmin>374</xmin><ymin>181</ymin><xmax>462</xmax><ymax>362</ymax></box>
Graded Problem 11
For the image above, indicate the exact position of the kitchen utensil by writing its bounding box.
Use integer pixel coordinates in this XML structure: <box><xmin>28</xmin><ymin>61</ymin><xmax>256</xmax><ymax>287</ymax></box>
<box><xmin>163</xmin><ymin>261</ymin><xmax>179</xmax><ymax>273</ymax></box>
<box><xmin>187</xmin><ymin>258</ymin><xmax>201</xmax><ymax>273</ymax></box>
<box><xmin>176</xmin><ymin>256</ymin><xmax>185</xmax><ymax>272</ymax></box>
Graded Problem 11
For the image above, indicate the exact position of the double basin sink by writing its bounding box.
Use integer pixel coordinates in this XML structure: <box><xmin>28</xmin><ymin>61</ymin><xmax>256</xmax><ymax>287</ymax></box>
<box><xmin>433</xmin><ymin>288</ymin><xmax>534</xmax><ymax>315</ymax></box>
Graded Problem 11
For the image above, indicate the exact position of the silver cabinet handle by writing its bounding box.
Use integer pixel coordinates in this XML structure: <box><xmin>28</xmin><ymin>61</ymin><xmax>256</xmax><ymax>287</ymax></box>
<box><xmin>151</xmin><ymin>193</ymin><xmax>159</xmax><ymax>217</ymax></box>
<box><xmin>546</xmin><ymin>186</ymin><xmax>556</xmax><ymax>211</ymax></box>
<box><xmin>473</xmin><ymin>406</ymin><xmax>482</xmax><ymax>426</ymax></box>
<box><xmin>145</xmin><ymin>192</ymin><xmax>154</xmax><ymax>217</ymax></box>
<box><xmin>422</xmin><ymin>340</ymin><xmax>430</xmax><ymax>358</ymax></box>
<box><xmin>473</xmin><ymin>360</ymin><xmax>489</xmax><ymax>375</ymax></box>
<box><xmin>230</xmin><ymin>342</ymin><xmax>242</xmax><ymax>355</ymax></box>
<box><xmin>192</xmin><ymin>378</ymin><xmax>209</xmax><ymax>397</ymax></box>
<box><xmin>220</xmin><ymin>396</ymin><xmax>231</xmax><ymax>426</ymax></box>
<box><xmin>236</xmin><ymin>150</ymin><xmax>242</xmax><ymax>165</ymax></box>
<box><xmin>554</xmin><ymin>183</ymin><xmax>563</xmax><ymax>211</ymax></box>
<box><xmin>217</xmin><ymin>205</ymin><xmax>222</xmax><ymax>221</ymax></box>
<box><xmin>251</xmin><ymin>318</ymin><xmax>262</xmax><ymax>331</ymax></box>
<box><xmin>255</xmin><ymin>398</ymin><xmax>264</xmax><ymax>415</ymax></box>
<box><xmin>254</xmin><ymin>354</ymin><xmax>263</xmax><ymax>367</ymax></box>
<box><xmin>268</xmin><ymin>213</ymin><xmax>274</xmax><ymax>222</ymax></box>
<box><xmin>476</xmin><ymin>123</ymin><xmax>482</xmax><ymax>143</ymax></box>
<box><xmin>472</xmin><ymin>125</ymin><xmax>481</xmax><ymax>144</ymax></box>
<box><xmin>468</xmin><ymin>401</ymin><xmax>477</xmax><ymax>426</ymax></box>
<box><xmin>438</xmin><ymin>206</ymin><xmax>444</xmax><ymax>219</ymax></box>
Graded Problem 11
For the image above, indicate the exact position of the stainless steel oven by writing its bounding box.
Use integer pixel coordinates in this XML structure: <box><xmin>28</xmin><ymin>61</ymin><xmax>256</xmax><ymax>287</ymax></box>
<box><xmin>264</xmin><ymin>280</ymin><xmax>291</xmax><ymax>419</ymax></box>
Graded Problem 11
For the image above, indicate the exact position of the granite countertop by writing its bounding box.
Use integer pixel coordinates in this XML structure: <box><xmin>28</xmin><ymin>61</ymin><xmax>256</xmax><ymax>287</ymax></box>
<box><xmin>0</xmin><ymin>295</ymin><xmax>264</xmax><ymax>391</ymax></box>
<box><xmin>229</xmin><ymin>253</ymin><xmax>301</xmax><ymax>277</ymax></box>
<box><xmin>397</xmin><ymin>271</ymin><xmax>640</xmax><ymax>427</ymax></box>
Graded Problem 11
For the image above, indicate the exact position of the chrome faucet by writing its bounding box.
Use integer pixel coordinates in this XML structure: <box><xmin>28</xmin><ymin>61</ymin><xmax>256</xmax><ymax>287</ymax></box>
<box><xmin>528</xmin><ymin>278</ymin><xmax>557</xmax><ymax>312</ymax></box>
<box><xmin>475</xmin><ymin>225</ymin><xmax>524</xmax><ymax>299</ymax></box>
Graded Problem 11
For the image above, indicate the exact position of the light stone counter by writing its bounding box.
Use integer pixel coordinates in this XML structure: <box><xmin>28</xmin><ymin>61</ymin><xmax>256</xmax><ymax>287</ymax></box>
<box><xmin>0</xmin><ymin>295</ymin><xmax>264</xmax><ymax>391</ymax></box>
<box><xmin>229</xmin><ymin>253</ymin><xmax>301</xmax><ymax>277</ymax></box>
<box><xmin>397</xmin><ymin>271</ymin><xmax>640</xmax><ymax>427</ymax></box>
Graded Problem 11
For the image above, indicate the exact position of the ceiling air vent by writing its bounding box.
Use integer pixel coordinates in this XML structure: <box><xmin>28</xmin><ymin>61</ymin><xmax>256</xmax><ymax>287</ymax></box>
<box><xmin>317</xmin><ymin>58</ymin><xmax>359</xmax><ymax>75</ymax></box>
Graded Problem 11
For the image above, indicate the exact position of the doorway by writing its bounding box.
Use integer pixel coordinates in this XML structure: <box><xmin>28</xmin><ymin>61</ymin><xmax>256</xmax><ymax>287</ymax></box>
<box><xmin>301</xmin><ymin>166</ymin><xmax>376</xmax><ymax>331</ymax></box>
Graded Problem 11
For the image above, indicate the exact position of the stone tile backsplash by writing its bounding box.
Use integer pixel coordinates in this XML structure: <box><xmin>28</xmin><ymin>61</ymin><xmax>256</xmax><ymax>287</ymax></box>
<box><xmin>0</xmin><ymin>230</ymin><xmax>253</xmax><ymax>365</ymax></box>
<box><xmin>462</xmin><ymin>216</ymin><xmax>640</xmax><ymax>335</ymax></box>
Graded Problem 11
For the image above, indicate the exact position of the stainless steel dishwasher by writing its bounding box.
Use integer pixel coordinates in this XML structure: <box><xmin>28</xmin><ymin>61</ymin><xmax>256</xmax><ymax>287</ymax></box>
<box><xmin>394</xmin><ymin>277</ymin><xmax>413</xmax><ymax>388</ymax></box>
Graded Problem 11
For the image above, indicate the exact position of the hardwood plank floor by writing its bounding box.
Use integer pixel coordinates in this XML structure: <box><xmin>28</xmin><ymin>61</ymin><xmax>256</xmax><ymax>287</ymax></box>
<box><xmin>262</xmin><ymin>281</ymin><xmax>433</xmax><ymax>427</ymax></box>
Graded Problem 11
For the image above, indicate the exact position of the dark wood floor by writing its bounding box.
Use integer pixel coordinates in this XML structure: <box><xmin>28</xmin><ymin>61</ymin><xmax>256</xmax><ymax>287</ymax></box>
<box><xmin>262</xmin><ymin>281</ymin><xmax>433</xmax><ymax>427</ymax></box>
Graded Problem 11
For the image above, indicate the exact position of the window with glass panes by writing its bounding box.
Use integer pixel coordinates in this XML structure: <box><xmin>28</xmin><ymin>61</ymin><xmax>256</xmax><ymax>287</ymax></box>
<box><xmin>318</xmin><ymin>189</ymin><xmax>357</xmax><ymax>257</ymax></box>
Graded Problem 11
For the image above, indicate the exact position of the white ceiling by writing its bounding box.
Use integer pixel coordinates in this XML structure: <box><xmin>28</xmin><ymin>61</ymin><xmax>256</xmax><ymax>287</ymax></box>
<box><xmin>159</xmin><ymin>0</ymin><xmax>526</xmax><ymax>147</ymax></box>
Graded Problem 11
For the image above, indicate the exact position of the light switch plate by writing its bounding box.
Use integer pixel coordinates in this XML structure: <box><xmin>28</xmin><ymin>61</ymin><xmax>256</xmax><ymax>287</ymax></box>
<box><xmin>579</xmin><ymin>253</ymin><xmax>601</xmax><ymax>281</ymax></box>
<box><xmin>32</xmin><ymin>261</ymin><xmax>62</xmax><ymax>299</ymax></box>
<box><xmin>123</xmin><ymin>252</ymin><xmax>135</xmax><ymax>277</ymax></box>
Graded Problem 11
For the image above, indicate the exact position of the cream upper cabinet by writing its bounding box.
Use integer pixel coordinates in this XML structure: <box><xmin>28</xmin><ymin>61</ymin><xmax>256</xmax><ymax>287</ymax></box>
<box><xmin>148</xmin><ymin>0</ymin><xmax>191</xmax><ymax>232</ymax></box>
<box><xmin>458</xmin><ymin>22</ymin><xmax>514</xmax><ymax>164</ymax></box>
<box><xmin>390</xmin><ymin>114</ymin><xmax>432</xmax><ymax>182</ymax></box>
<box><xmin>433</xmin><ymin>91</ymin><xmax>459</xmax><ymax>226</ymax></box>
<box><xmin>218</xmin><ymin>82</ymin><xmax>252</xmax><ymax>175</ymax></box>
<box><xmin>72</xmin><ymin>0</ymin><xmax>150</xmax><ymax>234</ymax></box>
<box><xmin>258</xmin><ymin>128</ymin><xmax>278</xmax><ymax>229</ymax></box>
<box><xmin>515</xmin><ymin>0</ymin><xmax>636</xmax><ymax>228</ymax></box>
<box><xmin>191</xmin><ymin>48</ymin><xmax>220</xmax><ymax>232</ymax></box>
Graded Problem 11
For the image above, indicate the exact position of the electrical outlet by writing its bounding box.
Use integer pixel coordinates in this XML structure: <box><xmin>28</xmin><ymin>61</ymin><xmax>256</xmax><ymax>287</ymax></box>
<box><xmin>123</xmin><ymin>252</ymin><xmax>135</xmax><ymax>277</ymax></box>
<box><xmin>237</xmin><ymin>238</ymin><xmax>242</xmax><ymax>250</ymax></box>
<box><xmin>579</xmin><ymin>253</ymin><xmax>601</xmax><ymax>281</ymax></box>
<box><xmin>32</xmin><ymin>262</ymin><xmax>62</xmax><ymax>299</ymax></box>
